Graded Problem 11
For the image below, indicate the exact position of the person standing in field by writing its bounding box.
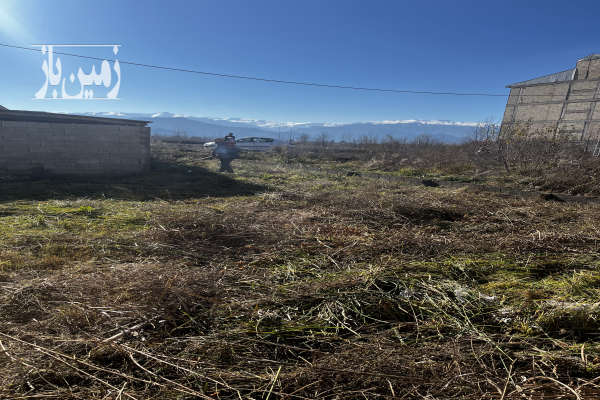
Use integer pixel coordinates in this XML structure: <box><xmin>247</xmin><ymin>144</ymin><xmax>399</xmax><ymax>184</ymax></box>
<box><xmin>224</xmin><ymin>132</ymin><xmax>236</xmax><ymax>143</ymax></box>
<box><xmin>213</xmin><ymin>133</ymin><xmax>239</xmax><ymax>173</ymax></box>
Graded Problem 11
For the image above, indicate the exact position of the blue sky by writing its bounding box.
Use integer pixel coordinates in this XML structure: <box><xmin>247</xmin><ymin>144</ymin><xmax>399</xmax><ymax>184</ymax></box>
<box><xmin>1</xmin><ymin>0</ymin><xmax>599</xmax><ymax>124</ymax></box>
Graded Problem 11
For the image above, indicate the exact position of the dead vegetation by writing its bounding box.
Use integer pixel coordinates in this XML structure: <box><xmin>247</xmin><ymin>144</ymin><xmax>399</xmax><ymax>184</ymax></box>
<box><xmin>2</xmin><ymin>139</ymin><xmax>600</xmax><ymax>399</ymax></box>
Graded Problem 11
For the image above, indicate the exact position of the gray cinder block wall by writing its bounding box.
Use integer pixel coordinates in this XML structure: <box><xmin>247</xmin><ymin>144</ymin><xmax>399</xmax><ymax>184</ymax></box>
<box><xmin>501</xmin><ymin>54</ymin><xmax>600</xmax><ymax>141</ymax></box>
<box><xmin>0</xmin><ymin>109</ymin><xmax>150</xmax><ymax>176</ymax></box>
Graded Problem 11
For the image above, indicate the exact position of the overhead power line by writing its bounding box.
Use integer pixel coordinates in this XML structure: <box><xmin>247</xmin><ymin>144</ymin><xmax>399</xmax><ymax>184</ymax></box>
<box><xmin>0</xmin><ymin>42</ymin><xmax>526</xmax><ymax>98</ymax></box>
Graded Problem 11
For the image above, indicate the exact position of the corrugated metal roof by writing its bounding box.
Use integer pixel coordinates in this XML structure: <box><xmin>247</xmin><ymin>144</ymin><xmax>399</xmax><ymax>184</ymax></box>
<box><xmin>0</xmin><ymin>109</ymin><xmax>149</xmax><ymax>126</ymax></box>
<box><xmin>507</xmin><ymin>68</ymin><xmax>575</xmax><ymax>88</ymax></box>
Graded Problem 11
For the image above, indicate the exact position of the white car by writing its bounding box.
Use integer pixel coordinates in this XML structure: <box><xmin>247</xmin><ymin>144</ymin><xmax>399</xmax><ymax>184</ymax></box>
<box><xmin>235</xmin><ymin>137</ymin><xmax>277</xmax><ymax>151</ymax></box>
<box><xmin>203</xmin><ymin>141</ymin><xmax>216</xmax><ymax>148</ymax></box>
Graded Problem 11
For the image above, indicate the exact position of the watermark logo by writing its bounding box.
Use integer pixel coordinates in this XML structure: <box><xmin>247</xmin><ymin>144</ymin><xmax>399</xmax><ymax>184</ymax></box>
<box><xmin>33</xmin><ymin>44</ymin><xmax>121</xmax><ymax>100</ymax></box>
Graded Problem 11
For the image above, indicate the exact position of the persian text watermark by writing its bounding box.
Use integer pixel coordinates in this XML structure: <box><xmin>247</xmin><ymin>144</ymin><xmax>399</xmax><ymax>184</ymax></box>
<box><xmin>33</xmin><ymin>44</ymin><xmax>121</xmax><ymax>100</ymax></box>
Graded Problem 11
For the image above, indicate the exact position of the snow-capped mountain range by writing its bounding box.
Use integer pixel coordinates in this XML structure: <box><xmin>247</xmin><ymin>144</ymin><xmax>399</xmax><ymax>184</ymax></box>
<box><xmin>78</xmin><ymin>112</ymin><xmax>482</xmax><ymax>143</ymax></box>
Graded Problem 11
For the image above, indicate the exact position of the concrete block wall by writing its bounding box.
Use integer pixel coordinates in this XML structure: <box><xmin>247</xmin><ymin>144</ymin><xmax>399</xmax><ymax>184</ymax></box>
<box><xmin>520</xmin><ymin>84</ymin><xmax>569</xmax><ymax>103</ymax></box>
<box><xmin>501</xmin><ymin>59</ymin><xmax>600</xmax><ymax>140</ymax></box>
<box><xmin>0</xmin><ymin>120</ymin><xmax>150</xmax><ymax>175</ymax></box>
<box><xmin>587</xmin><ymin>121</ymin><xmax>600</xmax><ymax>140</ymax></box>
<box><xmin>576</xmin><ymin>58</ymin><xmax>600</xmax><ymax>81</ymax></box>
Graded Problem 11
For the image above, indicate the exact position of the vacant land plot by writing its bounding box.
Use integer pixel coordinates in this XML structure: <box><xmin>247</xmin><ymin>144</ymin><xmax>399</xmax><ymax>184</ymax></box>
<box><xmin>2</xmin><ymin>141</ymin><xmax>600</xmax><ymax>399</ymax></box>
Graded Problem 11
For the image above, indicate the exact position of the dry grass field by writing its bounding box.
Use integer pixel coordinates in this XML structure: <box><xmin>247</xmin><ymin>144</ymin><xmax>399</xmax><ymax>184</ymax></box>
<box><xmin>3</xmin><ymin>139</ymin><xmax>600</xmax><ymax>399</ymax></box>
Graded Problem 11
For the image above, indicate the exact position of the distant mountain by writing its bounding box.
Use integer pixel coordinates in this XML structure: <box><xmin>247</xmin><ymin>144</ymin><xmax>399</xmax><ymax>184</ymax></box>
<box><xmin>289</xmin><ymin>120</ymin><xmax>479</xmax><ymax>143</ymax></box>
<box><xmin>78</xmin><ymin>112</ymin><xmax>481</xmax><ymax>143</ymax></box>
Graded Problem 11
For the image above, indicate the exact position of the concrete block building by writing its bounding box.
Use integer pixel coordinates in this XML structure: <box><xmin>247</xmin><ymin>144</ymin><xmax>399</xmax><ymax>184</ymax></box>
<box><xmin>0</xmin><ymin>107</ymin><xmax>150</xmax><ymax>176</ymax></box>
<box><xmin>501</xmin><ymin>54</ymin><xmax>600</xmax><ymax>141</ymax></box>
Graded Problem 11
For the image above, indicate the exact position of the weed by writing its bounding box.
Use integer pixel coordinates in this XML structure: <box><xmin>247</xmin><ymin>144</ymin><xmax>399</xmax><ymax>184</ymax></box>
<box><xmin>2</xmin><ymin>141</ymin><xmax>600</xmax><ymax>399</ymax></box>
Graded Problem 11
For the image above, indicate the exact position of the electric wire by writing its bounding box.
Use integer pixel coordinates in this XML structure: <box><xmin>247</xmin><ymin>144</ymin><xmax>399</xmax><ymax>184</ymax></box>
<box><xmin>0</xmin><ymin>42</ymin><xmax>558</xmax><ymax>98</ymax></box>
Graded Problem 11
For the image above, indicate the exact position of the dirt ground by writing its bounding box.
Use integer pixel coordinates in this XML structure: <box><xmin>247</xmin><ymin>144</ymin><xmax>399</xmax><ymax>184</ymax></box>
<box><xmin>2</xmin><ymin>141</ymin><xmax>600</xmax><ymax>399</ymax></box>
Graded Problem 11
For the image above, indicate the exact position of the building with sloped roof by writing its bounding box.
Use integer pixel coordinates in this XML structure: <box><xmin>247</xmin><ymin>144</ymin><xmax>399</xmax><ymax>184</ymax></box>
<box><xmin>0</xmin><ymin>106</ymin><xmax>151</xmax><ymax>176</ymax></box>
<box><xmin>501</xmin><ymin>54</ymin><xmax>600</xmax><ymax>141</ymax></box>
